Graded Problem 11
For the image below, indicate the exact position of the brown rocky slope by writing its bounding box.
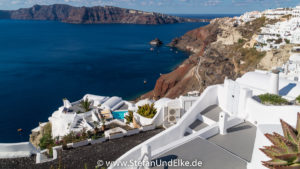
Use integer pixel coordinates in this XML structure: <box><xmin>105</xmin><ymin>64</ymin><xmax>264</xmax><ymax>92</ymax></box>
<box><xmin>0</xmin><ymin>4</ymin><xmax>209</xmax><ymax>24</ymax></box>
<box><xmin>140</xmin><ymin>17</ymin><xmax>276</xmax><ymax>100</ymax></box>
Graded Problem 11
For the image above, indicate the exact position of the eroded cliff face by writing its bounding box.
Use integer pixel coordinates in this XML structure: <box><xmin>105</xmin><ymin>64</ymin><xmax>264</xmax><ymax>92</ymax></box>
<box><xmin>257</xmin><ymin>45</ymin><xmax>292</xmax><ymax>70</ymax></box>
<box><xmin>140</xmin><ymin>17</ymin><xmax>272</xmax><ymax>100</ymax></box>
<box><xmin>0</xmin><ymin>4</ymin><xmax>209</xmax><ymax>24</ymax></box>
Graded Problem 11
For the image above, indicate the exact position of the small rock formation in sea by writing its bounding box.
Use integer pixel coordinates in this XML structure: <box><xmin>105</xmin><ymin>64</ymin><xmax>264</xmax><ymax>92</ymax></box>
<box><xmin>150</xmin><ymin>38</ymin><xmax>163</xmax><ymax>46</ymax></box>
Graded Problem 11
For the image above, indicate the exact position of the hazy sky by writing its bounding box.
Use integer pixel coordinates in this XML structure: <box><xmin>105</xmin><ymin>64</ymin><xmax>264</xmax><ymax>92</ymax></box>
<box><xmin>0</xmin><ymin>0</ymin><xmax>299</xmax><ymax>14</ymax></box>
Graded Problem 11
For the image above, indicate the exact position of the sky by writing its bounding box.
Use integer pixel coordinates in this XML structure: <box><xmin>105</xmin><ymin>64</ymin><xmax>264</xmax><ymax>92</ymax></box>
<box><xmin>0</xmin><ymin>0</ymin><xmax>299</xmax><ymax>14</ymax></box>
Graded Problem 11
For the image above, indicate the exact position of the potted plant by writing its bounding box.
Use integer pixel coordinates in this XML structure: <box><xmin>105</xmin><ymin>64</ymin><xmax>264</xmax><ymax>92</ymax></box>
<box><xmin>135</xmin><ymin>104</ymin><xmax>157</xmax><ymax>129</ymax></box>
<box><xmin>137</xmin><ymin>104</ymin><xmax>157</xmax><ymax>119</ymax></box>
<box><xmin>260</xmin><ymin>113</ymin><xmax>300</xmax><ymax>168</ymax></box>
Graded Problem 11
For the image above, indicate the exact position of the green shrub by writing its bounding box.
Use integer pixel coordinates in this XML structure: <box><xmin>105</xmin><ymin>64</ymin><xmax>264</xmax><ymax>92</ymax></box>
<box><xmin>238</xmin><ymin>38</ymin><xmax>245</xmax><ymax>44</ymax></box>
<box><xmin>61</xmin><ymin>130</ymin><xmax>90</xmax><ymax>143</ymax></box>
<box><xmin>275</xmin><ymin>38</ymin><xmax>283</xmax><ymax>44</ymax></box>
<box><xmin>284</xmin><ymin>38</ymin><xmax>290</xmax><ymax>44</ymax></box>
<box><xmin>61</xmin><ymin>132</ymin><xmax>76</xmax><ymax>144</ymax></box>
<box><xmin>80</xmin><ymin>98</ymin><xmax>92</xmax><ymax>112</ymax></box>
<box><xmin>39</xmin><ymin>133</ymin><xmax>54</xmax><ymax>150</ymax></box>
<box><xmin>39</xmin><ymin>123</ymin><xmax>54</xmax><ymax>149</ymax></box>
<box><xmin>258</xmin><ymin>93</ymin><xmax>289</xmax><ymax>105</ymax></box>
<box><xmin>124</xmin><ymin>111</ymin><xmax>134</xmax><ymax>124</ymax></box>
<box><xmin>137</xmin><ymin>103</ymin><xmax>157</xmax><ymax>119</ymax></box>
<box><xmin>38</xmin><ymin>123</ymin><xmax>54</xmax><ymax>157</ymax></box>
<box><xmin>48</xmin><ymin>147</ymin><xmax>53</xmax><ymax>158</ymax></box>
<box><xmin>296</xmin><ymin>95</ymin><xmax>300</xmax><ymax>103</ymax></box>
<box><xmin>238</xmin><ymin>47</ymin><xmax>266</xmax><ymax>69</ymax></box>
<box><xmin>91</xmin><ymin>133</ymin><xmax>104</xmax><ymax>140</ymax></box>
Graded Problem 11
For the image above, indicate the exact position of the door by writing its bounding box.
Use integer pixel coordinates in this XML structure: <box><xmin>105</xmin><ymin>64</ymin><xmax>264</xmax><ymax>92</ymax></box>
<box><xmin>226</xmin><ymin>80</ymin><xmax>240</xmax><ymax>116</ymax></box>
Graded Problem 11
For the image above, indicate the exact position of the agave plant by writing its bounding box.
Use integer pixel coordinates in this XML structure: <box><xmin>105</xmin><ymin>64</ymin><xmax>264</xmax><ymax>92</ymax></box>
<box><xmin>80</xmin><ymin>98</ymin><xmax>92</xmax><ymax>112</ymax></box>
<box><xmin>137</xmin><ymin>103</ymin><xmax>157</xmax><ymax>119</ymax></box>
<box><xmin>260</xmin><ymin>113</ymin><xmax>300</xmax><ymax>169</ymax></box>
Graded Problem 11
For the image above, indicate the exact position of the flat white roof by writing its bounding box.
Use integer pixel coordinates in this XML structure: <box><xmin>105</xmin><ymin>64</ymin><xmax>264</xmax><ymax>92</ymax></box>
<box><xmin>101</xmin><ymin>96</ymin><xmax>122</xmax><ymax>110</ymax></box>
<box><xmin>237</xmin><ymin>72</ymin><xmax>300</xmax><ymax>98</ymax></box>
<box><xmin>290</xmin><ymin>53</ymin><xmax>300</xmax><ymax>62</ymax></box>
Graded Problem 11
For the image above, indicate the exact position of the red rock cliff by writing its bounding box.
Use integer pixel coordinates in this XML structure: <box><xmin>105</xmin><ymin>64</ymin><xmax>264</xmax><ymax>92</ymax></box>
<box><xmin>140</xmin><ymin>17</ymin><xmax>267</xmax><ymax>99</ymax></box>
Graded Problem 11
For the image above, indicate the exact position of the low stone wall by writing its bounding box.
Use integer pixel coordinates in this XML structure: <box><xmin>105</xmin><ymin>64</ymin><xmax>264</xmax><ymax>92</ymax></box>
<box><xmin>0</xmin><ymin>142</ymin><xmax>38</xmax><ymax>159</ymax></box>
<box><xmin>36</xmin><ymin>125</ymin><xmax>157</xmax><ymax>164</ymax></box>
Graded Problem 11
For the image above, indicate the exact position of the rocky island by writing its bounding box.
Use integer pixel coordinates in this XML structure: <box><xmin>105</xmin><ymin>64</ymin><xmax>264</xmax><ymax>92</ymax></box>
<box><xmin>0</xmin><ymin>4</ymin><xmax>210</xmax><ymax>24</ymax></box>
<box><xmin>150</xmin><ymin>38</ymin><xmax>163</xmax><ymax>46</ymax></box>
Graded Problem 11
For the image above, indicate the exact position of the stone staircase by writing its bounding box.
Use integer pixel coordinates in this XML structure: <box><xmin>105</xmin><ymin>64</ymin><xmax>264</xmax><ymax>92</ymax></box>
<box><xmin>72</xmin><ymin>118</ymin><xmax>85</xmax><ymax>129</ymax></box>
<box><xmin>185</xmin><ymin>105</ymin><xmax>221</xmax><ymax>135</ymax></box>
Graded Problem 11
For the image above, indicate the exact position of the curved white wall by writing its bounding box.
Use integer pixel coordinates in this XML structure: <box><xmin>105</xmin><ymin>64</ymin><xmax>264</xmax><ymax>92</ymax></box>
<box><xmin>246</xmin><ymin>98</ymin><xmax>300</xmax><ymax>125</ymax></box>
<box><xmin>134</xmin><ymin>107</ymin><xmax>164</xmax><ymax>127</ymax></box>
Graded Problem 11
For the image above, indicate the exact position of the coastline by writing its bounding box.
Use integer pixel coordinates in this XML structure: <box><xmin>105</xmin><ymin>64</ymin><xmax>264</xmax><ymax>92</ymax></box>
<box><xmin>0</xmin><ymin>20</ymin><xmax>208</xmax><ymax>143</ymax></box>
<box><xmin>1</xmin><ymin>3</ymin><xmax>300</xmax><ymax>169</ymax></box>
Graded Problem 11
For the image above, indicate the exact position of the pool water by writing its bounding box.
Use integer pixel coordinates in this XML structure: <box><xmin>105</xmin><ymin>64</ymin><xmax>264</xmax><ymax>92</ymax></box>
<box><xmin>112</xmin><ymin>111</ymin><xmax>128</xmax><ymax>119</ymax></box>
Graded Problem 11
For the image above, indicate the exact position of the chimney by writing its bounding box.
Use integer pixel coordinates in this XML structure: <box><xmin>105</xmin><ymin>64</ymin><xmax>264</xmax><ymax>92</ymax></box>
<box><xmin>269</xmin><ymin>70</ymin><xmax>279</xmax><ymax>95</ymax></box>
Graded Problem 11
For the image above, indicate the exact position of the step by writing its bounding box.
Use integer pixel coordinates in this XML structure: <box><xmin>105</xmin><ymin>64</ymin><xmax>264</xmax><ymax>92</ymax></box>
<box><xmin>189</xmin><ymin>119</ymin><xmax>208</xmax><ymax>132</ymax></box>
<box><xmin>201</xmin><ymin>105</ymin><xmax>222</xmax><ymax>122</ymax></box>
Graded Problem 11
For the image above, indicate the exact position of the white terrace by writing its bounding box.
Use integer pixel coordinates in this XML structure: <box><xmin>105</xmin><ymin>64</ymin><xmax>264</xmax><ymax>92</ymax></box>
<box><xmin>109</xmin><ymin>71</ymin><xmax>300</xmax><ymax>169</ymax></box>
<box><xmin>49</xmin><ymin>94</ymin><xmax>127</xmax><ymax>138</ymax></box>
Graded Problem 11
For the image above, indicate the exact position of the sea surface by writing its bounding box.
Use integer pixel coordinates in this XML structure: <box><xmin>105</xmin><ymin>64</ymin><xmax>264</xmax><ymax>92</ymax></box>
<box><xmin>0</xmin><ymin>14</ymin><xmax>236</xmax><ymax>143</ymax></box>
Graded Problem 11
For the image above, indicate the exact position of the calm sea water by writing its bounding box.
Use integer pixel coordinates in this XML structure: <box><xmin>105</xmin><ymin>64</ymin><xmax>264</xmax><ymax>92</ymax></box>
<box><xmin>0</xmin><ymin>15</ymin><xmax>232</xmax><ymax>143</ymax></box>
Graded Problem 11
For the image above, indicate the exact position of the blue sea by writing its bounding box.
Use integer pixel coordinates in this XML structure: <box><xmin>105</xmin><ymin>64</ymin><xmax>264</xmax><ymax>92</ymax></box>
<box><xmin>0</xmin><ymin>14</ymin><xmax>235</xmax><ymax>143</ymax></box>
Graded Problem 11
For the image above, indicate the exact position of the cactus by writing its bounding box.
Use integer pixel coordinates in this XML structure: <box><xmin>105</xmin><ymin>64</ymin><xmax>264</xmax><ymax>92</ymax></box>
<box><xmin>260</xmin><ymin>113</ymin><xmax>300</xmax><ymax>169</ymax></box>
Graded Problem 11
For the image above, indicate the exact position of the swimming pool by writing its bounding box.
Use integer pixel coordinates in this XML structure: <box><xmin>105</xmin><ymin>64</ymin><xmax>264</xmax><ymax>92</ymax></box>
<box><xmin>112</xmin><ymin>111</ymin><xmax>128</xmax><ymax>119</ymax></box>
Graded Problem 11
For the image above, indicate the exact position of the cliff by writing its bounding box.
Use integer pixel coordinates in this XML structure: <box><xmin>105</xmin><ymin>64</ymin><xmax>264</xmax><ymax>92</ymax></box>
<box><xmin>140</xmin><ymin>17</ymin><xmax>285</xmax><ymax>100</ymax></box>
<box><xmin>0</xmin><ymin>4</ymin><xmax>209</xmax><ymax>24</ymax></box>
